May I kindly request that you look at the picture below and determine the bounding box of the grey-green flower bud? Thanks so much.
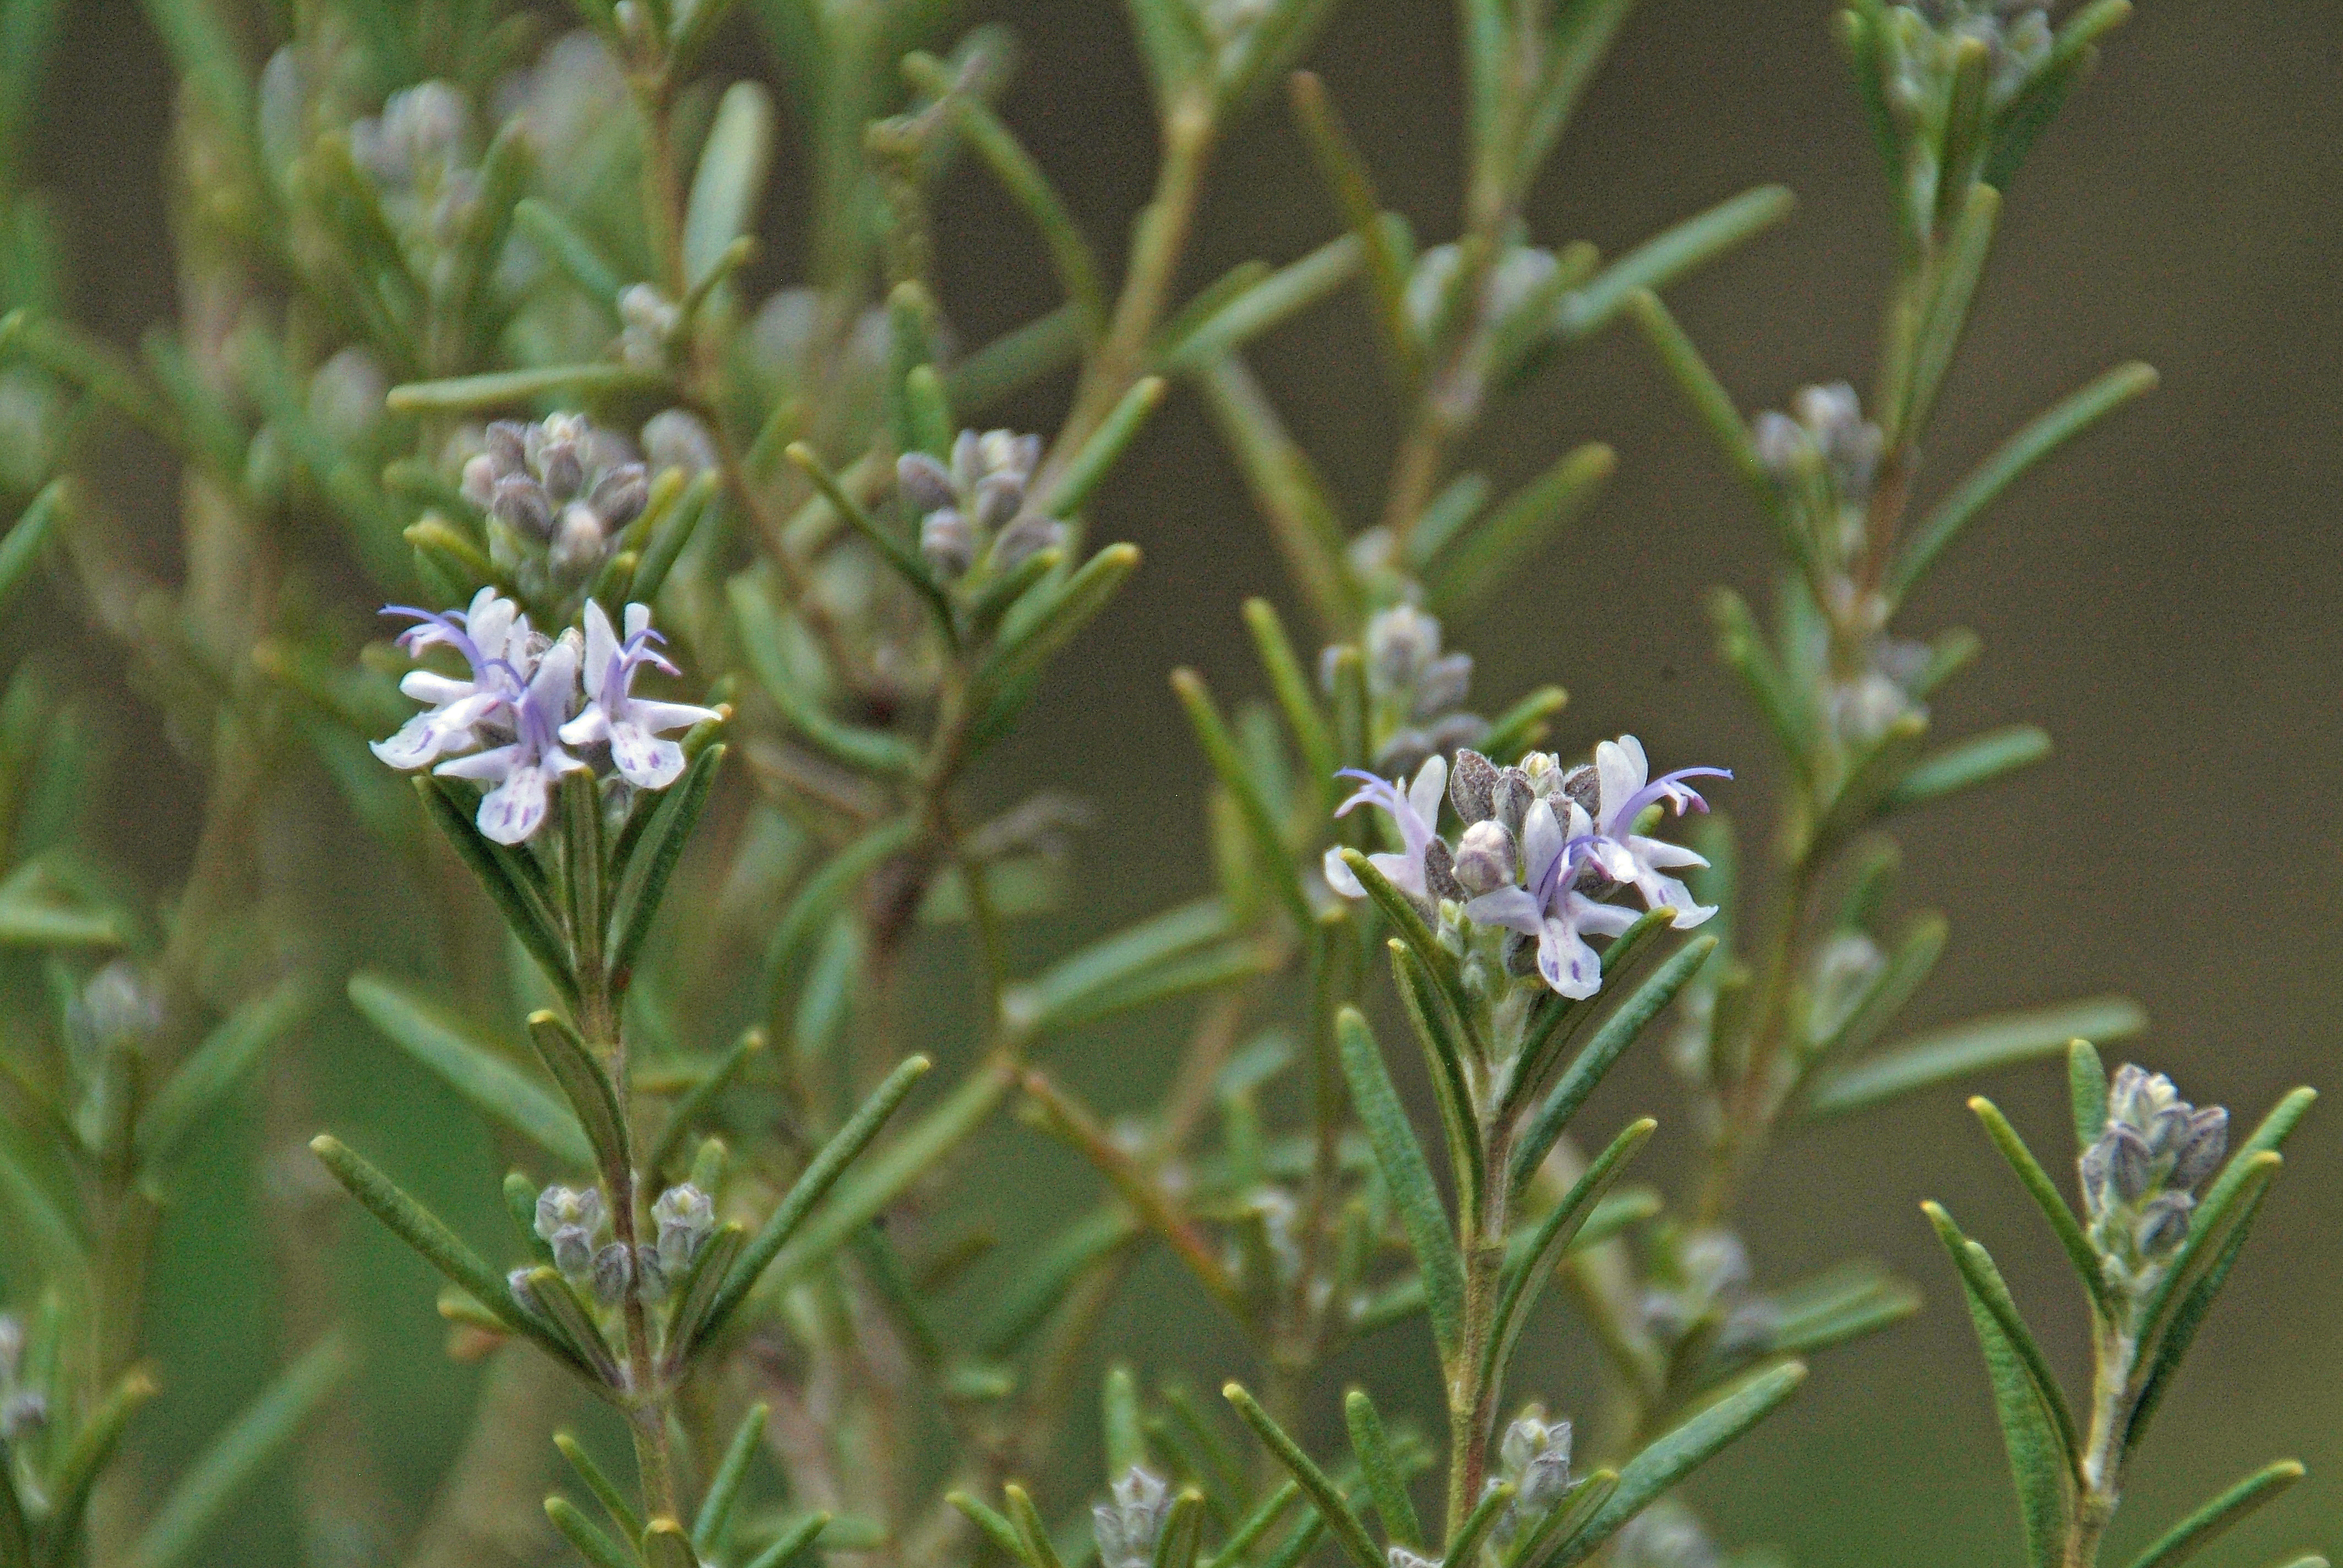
[897,451,957,515]
[922,508,977,578]
[652,1183,715,1273]
[1491,767,1535,838]
[535,1185,606,1245]
[1451,748,1499,823]
[1093,1466,1170,1568]
[2134,1192,2194,1259]
[591,1241,635,1305]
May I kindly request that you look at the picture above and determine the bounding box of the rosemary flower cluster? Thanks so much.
[2079,1065,2228,1302]
[370,586,717,844]
[897,428,1066,580]
[1325,736,1726,1000]
[460,413,651,598]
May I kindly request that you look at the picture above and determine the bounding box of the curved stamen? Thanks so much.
[1610,766,1733,834]
[382,605,487,673]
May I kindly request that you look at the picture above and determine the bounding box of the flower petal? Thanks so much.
[477,764,552,844]
[610,722,685,789]
[1463,886,1541,934]
[1538,917,1603,1000]
[1322,847,1365,898]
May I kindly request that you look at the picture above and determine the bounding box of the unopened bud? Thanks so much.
[1414,651,1473,717]
[492,475,554,540]
[993,512,1065,571]
[1093,1466,1170,1568]
[897,451,956,515]
[1491,768,1535,837]
[2134,1193,2193,1258]
[1423,836,1464,905]
[2168,1106,2228,1191]
[1450,748,1499,823]
[1454,819,1516,895]
[591,1242,635,1305]
[921,508,977,578]
[652,1183,715,1272]
[551,505,608,580]
[586,463,649,530]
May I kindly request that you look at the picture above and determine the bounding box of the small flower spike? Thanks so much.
[560,602,721,790]
[435,633,589,844]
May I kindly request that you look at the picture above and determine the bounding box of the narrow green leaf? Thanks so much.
[1173,671,1312,929]
[947,306,1087,417]
[0,478,64,616]
[1561,1362,1807,1559]
[137,977,313,1174]
[649,1030,764,1181]
[1203,1481,1299,1568]
[764,818,920,999]
[641,1519,696,1568]
[312,1136,555,1343]
[43,1368,159,1556]
[1334,848,1473,1036]
[385,363,668,413]
[1004,1486,1066,1568]
[905,53,1105,335]
[1513,0,1638,190]
[1897,182,2001,442]
[1337,1006,1463,1362]
[1407,473,1489,569]
[731,577,918,775]
[0,1113,80,1261]
[1512,936,1714,1192]
[513,198,623,306]
[1558,187,1795,341]
[658,1223,745,1373]
[1764,1262,1922,1357]
[416,778,577,1005]
[1157,238,1360,376]
[607,743,726,984]
[1390,941,1485,1241]
[1805,997,2146,1118]
[1222,1384,1382,1568]
[2068,1039,2107,1154]
[2136,1150,2286,1359]
[2123,1461,2305,1568]
[1486,1119,1655,1393]
[1475,684,1570,766]
[740,1512,830,1568]
[1969,1097,2108,1315]
[1243,598,1337,813]
[1426,444,1612,615]
[1922,1204,2076,1565]
[1516,1469,1617,1568]
[1448,1482,1516,1568]
[975,1207,1138,1356]
[2127,1170,2273,1453]
[784,443,955,637]
[1802,913,1947,1069]
[1288,72,1416,385]
[684,83,773,288]
[1625,291,1802,569]
[546,1496,640,1568]
[949,1493,1033,1567]
[555,1433,646,1544]
[980,542,1141,696]
[1892,362,2156,598]
[1885,726,2051,811]
[1343,1389,1421,1551]
[1152,1490,1207,1568]
[693,1403,770,1553]
[1709,586,1812,770]
[129,1333,352,1568]
[701,1055,935,1342]
[526,1012,631,1179]
[1047,377,1168,518]
[1122,0,1208,108]
[1192,356,1353,634]
[347,974,589,1167]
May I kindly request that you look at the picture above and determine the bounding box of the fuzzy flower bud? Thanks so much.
[652,1183,715,1273]
[1093,1467,1172,1568]
[535,1185,607,1278]
[591,1242,635,1305]
[1453,818,1517,896]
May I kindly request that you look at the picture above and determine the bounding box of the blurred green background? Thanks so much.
[26,1,2342,1565]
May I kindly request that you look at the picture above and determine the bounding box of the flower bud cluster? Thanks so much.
[0,1315,46,1440]
[2080,1065,2228,1299]
[371,584,718,846]
[1484,1404,1573,1556]
[1892,2,2054,113]
[1324,737,1725,1002]
[897,429,1065,582]
[461,413,651,596]
[1638,1229,1778,1362]
[524,1182,715,1311]
[348,80,484,251]
[1349,605,1484,777]
[1753,384,1931,745]
[1092,1466,1172,1568]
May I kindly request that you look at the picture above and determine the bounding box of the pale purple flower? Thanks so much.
[435,633,587,843]
[1322,755,1448,902]
[1462,798,1639,999]
[558,602,720,790]
[371,587,533,770]
[1581,736,1729,929]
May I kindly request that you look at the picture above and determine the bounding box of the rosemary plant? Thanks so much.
[0,1,2320,1567]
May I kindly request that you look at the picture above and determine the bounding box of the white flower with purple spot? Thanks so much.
[370,587,533,770]
[559,602,721,791]
[1461,798,1639,1000]
[1580,736,1729,929]
[1323,754,1448,903]
[435,633,588,844]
